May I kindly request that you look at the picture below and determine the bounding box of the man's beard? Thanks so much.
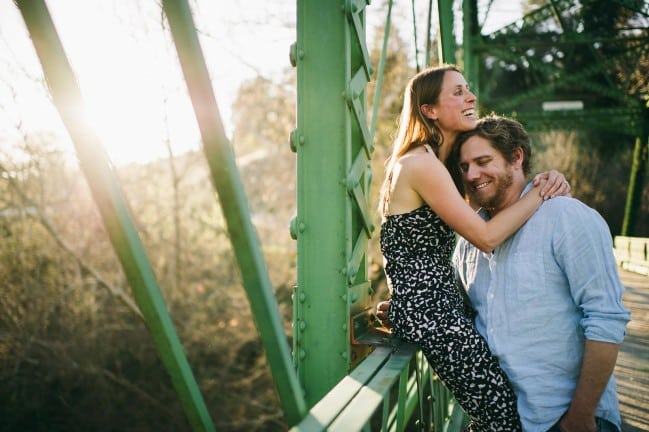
[469,172,514,210]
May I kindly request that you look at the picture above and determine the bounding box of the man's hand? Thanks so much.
[375,300,391,329]
[557,412,597,432]
[557,340,619,432]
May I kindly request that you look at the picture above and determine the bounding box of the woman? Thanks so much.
[378,65,569,431]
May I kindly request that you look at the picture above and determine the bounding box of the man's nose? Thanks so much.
[464,164,480,181]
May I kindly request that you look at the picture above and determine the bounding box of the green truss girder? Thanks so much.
[487,0,649,39]
[480,44,644,111]
[346,68,375,157]
[346,0,374,81]
[469,0,649,137]
[347,153,374,239]
[510,107,647,136]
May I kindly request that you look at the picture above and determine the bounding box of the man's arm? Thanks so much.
[559,340,620,432]
[551,201,629,432]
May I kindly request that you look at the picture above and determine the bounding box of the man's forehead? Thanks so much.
[459,135,497,160]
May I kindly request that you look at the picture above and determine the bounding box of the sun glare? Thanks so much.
[79,60,200,166]
[2,0,304,167]
[48,2,202,166]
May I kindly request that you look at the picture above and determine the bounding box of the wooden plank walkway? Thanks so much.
[616,269,649,432]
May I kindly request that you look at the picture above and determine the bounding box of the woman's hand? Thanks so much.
[533,169,572,200]
[375,301,391,329]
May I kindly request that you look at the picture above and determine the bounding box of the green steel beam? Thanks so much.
[611,0,649,15]
[294,0,374,406]
[411,0,421,71]
[473,34,647,118]
[510,107,647,137]
[475,0,648,121]
[488,0,648,40]
[14,1,215,430]
[370,0,394,138]
[347,0,373,82]
[294,0,352,406]
[479,34,649,49]
[160,0,307,426]
[462,0,479,98]
[622,130,649,236]
[437,0,456,65]
[425,0,434,67]
[486,0,567,38]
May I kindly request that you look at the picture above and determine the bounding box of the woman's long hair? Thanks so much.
[378,64,460,216]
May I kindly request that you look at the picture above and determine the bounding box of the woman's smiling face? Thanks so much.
[423,70,478,142]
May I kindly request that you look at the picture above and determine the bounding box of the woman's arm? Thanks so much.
[406,153,543,252]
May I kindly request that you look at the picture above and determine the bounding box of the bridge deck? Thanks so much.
[617,269,649,432]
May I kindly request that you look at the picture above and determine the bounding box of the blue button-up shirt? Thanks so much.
[453,188,630,432]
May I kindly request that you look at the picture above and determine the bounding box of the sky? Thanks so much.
[0,1,522,166]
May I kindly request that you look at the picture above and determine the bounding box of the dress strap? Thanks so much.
[423,143,434,154]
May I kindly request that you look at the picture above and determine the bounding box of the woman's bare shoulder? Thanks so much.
[398,146,438,168]
[399,150,444,178]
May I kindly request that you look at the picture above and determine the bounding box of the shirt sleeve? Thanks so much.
[550,199,631,343]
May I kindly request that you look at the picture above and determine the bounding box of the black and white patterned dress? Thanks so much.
[380,205,521,431]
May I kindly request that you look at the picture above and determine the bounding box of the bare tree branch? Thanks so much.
[0,161,143,320]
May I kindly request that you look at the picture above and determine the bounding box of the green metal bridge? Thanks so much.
[14,0,648,430]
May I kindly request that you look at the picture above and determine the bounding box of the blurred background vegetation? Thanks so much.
[1,1,647,431]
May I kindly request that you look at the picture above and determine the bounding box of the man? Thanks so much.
[377,115,630,432]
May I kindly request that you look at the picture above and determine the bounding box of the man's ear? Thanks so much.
[511,147,524,169]
[420,104,437,120]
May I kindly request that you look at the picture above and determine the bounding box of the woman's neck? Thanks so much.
[437,131,456,163]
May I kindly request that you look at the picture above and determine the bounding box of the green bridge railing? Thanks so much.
[291,341,465,432]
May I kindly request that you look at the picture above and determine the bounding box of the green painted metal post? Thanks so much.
[370,0,394,138]
[462,0,479,100]
[293,0,374,406]
[294,0,351,405]
[622,129,649,236]
[437,0,456,65]
[160,0,307,426]
[15,1,215,430]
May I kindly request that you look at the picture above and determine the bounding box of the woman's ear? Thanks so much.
[420,104,437,120]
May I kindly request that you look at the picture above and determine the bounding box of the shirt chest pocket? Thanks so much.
[505,251,547,302]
